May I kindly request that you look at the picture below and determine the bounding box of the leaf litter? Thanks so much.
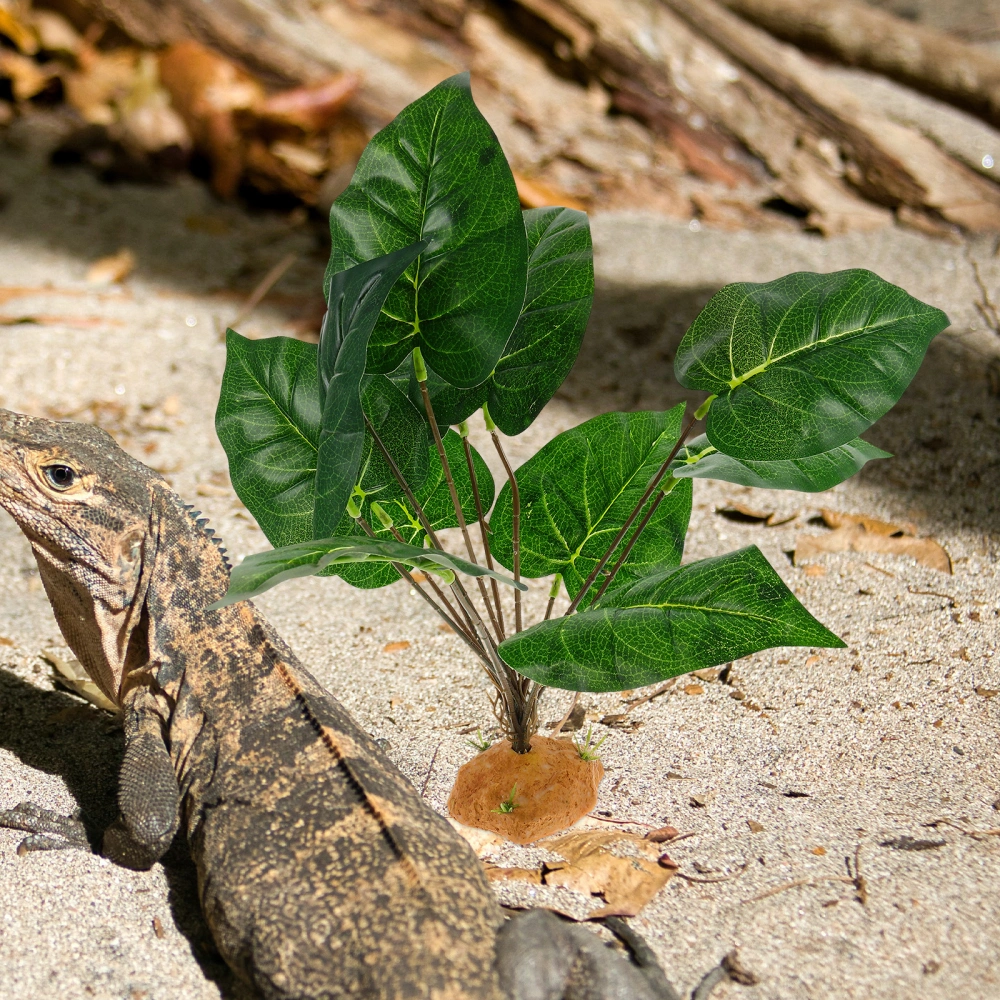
[794,509,951,573]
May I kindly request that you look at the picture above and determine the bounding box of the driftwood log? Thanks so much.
[716,0,1000,130]
[69,0,1000,233]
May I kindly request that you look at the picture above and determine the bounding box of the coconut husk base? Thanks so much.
[447,736,603,845]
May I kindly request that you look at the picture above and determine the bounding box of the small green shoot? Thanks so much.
[492,784,519,814]
[575,726,608,762]
[465,729,492,752]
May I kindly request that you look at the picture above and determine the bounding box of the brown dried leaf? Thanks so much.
[747,819,765,833]
[820,509,917,537]
[86,249,136,285]
[645,825,679,843]
[795,525,951,574]
[717,501,797,526]
[513,171,587,211]
[683,683,704,696]
[382,641,411,653]
[541,830,673,918]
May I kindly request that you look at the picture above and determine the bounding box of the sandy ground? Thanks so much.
[0,115,999,1000]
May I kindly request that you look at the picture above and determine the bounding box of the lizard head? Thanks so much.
[0,409,161,705]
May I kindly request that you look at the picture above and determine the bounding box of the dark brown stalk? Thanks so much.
[364,413,443,548]
[353,514,480,658]
[565,413,697,615]
[414,367,502,645]
[461,434,506,641]
[588,484,671,608]
[489,430,522,633]
[383,523,478,644]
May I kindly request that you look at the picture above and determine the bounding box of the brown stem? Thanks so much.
[462,435,506,641]
[589,486,669,608]
[354,515,482,659]
[364,413,443,549]
[565,413,697,615]
[415,375,503,645]
[490,430,522,633]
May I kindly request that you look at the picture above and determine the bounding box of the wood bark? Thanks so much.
[717,0,1000,130]
[76,0,424,122]
[662,0,1000,229]
[514,0,892,233]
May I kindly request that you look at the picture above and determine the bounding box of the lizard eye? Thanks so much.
[43,464,78,491]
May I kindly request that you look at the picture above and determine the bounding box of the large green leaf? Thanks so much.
[490,407,692,601]
[669,433,891,492]
[498,546,843,691]
[214,335,427,548]
[674,270,949,461]
[388,207,594,433]
[215,332,321,547]
[315,242,427,538]
[212,534,527,609]
[327,430,495,589]
[326,73,527,389]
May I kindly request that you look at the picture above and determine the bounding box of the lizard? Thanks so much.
[0,409,679,1000]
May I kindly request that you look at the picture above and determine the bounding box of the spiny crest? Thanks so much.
[177,500,231,570]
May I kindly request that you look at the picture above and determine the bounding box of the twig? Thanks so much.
[420,740,443,796]
[742,875,854,903]
[553,691,580,737]
[623,678,677,712]
[585,812,657,829]
[566,413,697,615]
[227,253,298,336]
[676,864,746,884]
[863,561,895,577]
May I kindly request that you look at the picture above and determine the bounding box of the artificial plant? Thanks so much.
[215,73,948,754]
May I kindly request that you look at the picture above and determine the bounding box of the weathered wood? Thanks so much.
[513,0,891,233]
[717,0,1000,130]
[662,0,1000,229]
[76,0,424,122]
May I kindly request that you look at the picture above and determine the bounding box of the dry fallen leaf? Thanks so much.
[42,650,117,712]
[795,524,951,574]
[821,509,918,537]
[802,563,827,577]
[683,683,704,696]
[382,641,411,653]
[645,825,679,843]
[86,249,136,285]
[717,501,798,527]
[747,820,765,833]
[489,829,674,919]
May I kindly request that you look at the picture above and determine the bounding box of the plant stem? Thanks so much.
[486,408,522,633]
[544,573,562,621]
[588,479,676,608]
[461,431,506,641]
[413,352,502,644]
[353,514,479,658]
[565,412,697,615]
[364,413,444,549]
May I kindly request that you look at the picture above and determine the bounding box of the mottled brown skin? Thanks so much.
[0,410,505,1000]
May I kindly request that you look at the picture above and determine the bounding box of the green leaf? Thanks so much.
[388,207,594,433]
[670,433,891,492]
[326,72,528,389]
[212,534,527,609]
[326,430,495,589]
[498,546,843,692]
[490,407,692,601]
[215,332,321,548]
[314,242,427,538]
[674,270,949,460]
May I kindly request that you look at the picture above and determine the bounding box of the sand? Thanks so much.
[0,112,998,1000]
